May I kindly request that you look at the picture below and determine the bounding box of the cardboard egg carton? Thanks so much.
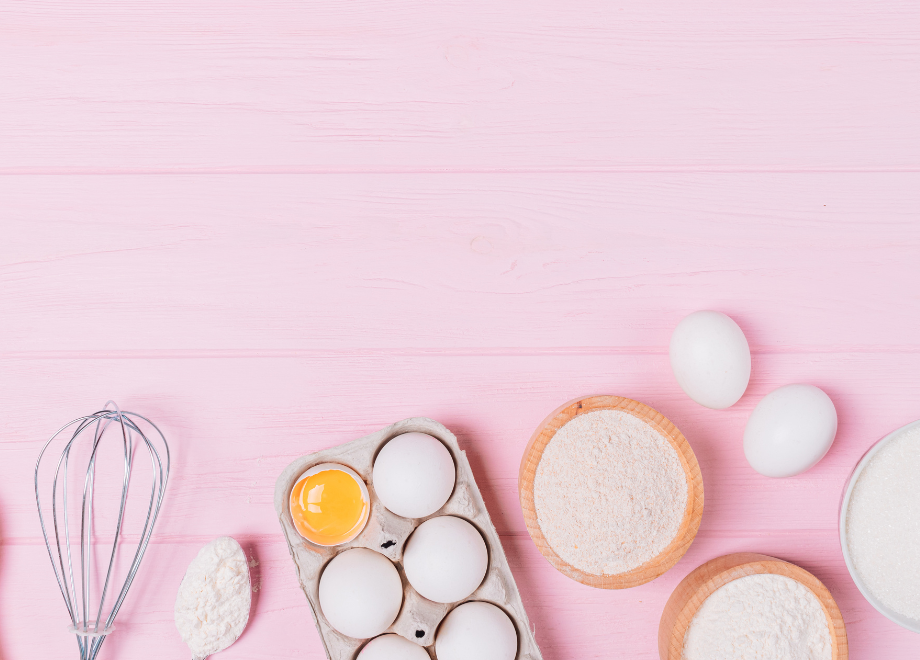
[274,417,543,660]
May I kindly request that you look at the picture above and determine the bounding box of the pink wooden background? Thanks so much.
[2,1,919,658]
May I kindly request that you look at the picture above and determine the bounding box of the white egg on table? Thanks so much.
[435,601,517,660]
[318,548,403,639]
[744,384,837,478]
[357,634,430,660]
[403,516,488,604]
[670,310,751,409]
[373,432,456,519]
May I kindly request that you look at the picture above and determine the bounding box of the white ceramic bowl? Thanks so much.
[839,419,920,634]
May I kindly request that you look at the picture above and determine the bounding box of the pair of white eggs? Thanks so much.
[374,432,489,602]
[670,311,838,478]
[319,515,489,637]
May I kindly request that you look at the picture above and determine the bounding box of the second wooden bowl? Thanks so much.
[519,395,704,589]
[658,552,848,660]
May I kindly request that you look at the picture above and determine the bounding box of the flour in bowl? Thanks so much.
[175,536,251,660]
[534,409,688,575]
[682,574,831,660]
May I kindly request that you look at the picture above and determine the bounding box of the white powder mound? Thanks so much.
[682,574,831,660]
[846,425,920,621]
[534,409,688,576]
[175,536,252,660]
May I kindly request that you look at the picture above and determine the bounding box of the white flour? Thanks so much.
[175,536,252,660]
[682,574,831,660]
[846,425,920,620]
[534,409,688,575]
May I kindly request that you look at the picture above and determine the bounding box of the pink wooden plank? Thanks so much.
[1,1,918,171]
[2,173,920,353]
[2,351,919,658]
[5,352,920,541]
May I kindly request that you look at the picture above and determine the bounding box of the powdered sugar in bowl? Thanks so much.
[659,553,847,660]
[519,395,704,589]
[840,419,920,633]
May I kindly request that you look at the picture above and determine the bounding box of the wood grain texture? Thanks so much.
[658,553,848,660]
[1,1,919,172]
[519,395,703,589]
[2,1,920,658]
[2,174,920,353]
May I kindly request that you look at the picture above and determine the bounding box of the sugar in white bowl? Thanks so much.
[844,421,920,629]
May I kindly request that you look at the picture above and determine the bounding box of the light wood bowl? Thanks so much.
[518,395,704,589]
[658,552,848,660]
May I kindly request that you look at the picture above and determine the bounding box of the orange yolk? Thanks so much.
[290,469,369,546]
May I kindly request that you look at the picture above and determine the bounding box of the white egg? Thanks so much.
[318,548,403,639]
[670,310,752,409]
[744,384,837,478]
[435,601,517,660]
[373,432,456,519]
[403,516,488,604]
[357,634,430,660]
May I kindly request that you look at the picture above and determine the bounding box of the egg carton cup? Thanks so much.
[274,417,543,660]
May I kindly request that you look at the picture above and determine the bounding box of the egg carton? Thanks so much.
[274,417,543,660]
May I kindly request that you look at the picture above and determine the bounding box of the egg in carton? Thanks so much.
[274,417,543,660]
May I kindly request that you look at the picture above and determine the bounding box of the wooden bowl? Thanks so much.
[658,552,848,660]
[518,395,704,589]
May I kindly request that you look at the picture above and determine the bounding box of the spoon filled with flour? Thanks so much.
[175,536,252,660]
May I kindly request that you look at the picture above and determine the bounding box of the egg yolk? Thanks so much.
[290,469,369,546]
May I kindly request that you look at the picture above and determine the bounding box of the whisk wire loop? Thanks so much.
[35,403,169,660]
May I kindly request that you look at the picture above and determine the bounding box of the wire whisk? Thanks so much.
[35,402,170,659]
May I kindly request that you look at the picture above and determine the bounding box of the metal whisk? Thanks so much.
[35,402,170,659]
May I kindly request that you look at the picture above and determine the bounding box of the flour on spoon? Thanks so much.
[175,536,252,660]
